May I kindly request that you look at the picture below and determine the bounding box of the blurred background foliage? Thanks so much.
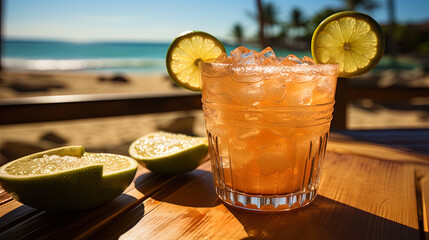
[230,0,428,58]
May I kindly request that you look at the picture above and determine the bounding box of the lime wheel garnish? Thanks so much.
[166,31,226,91]
[311,11,385,78]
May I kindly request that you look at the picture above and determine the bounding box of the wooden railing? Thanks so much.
[0,92,202,124]
[331,79,429,129]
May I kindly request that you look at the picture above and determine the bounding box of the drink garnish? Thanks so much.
[311,11,385,78]
[129,131,208,174]
[0,146,137,212]
[166,31,226,91]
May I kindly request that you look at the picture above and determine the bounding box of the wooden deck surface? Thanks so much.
[0,132,428,239]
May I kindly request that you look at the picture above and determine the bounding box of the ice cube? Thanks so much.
[286,54,302,64]
[215,52,232,64]
[257,150,292,175]
[235,81,264,105]
[263,78,287,104]
[262,58,280,65]
[246,129,295,175]
[259,47,279,65]
[230,46,262,65]
[260,47,275,59]
[282,80,316,105]
[280,58,298,66]
[229,139,255,166]
[302,56,315,65]
[311,76,336,104]
[236,127,260,140]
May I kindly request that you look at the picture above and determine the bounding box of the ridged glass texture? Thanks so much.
[200,62,338,212]
[205,122,330,211]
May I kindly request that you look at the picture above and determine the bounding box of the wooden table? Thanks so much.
[1,130,428,240]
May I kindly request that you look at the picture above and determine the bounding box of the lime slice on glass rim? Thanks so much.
[129,132,208,174]
[311,11,385,78]
[0,146,138,212]
[166,31,226,91]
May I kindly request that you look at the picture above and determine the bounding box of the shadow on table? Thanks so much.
[332,129,429,157]
[226,195,420,240]
[0,194,142,239]
[135,169,221,208]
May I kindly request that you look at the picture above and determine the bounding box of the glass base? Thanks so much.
[216,186,317,212]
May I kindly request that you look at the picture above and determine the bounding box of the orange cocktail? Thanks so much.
[200,47,338,211]
[166,11,383,212]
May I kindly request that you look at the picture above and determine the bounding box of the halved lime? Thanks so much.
[0,146,138,212]
[311,11,385,78]
[129,132,208,174]
[166,31,226,91]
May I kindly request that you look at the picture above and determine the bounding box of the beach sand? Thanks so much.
[0,70,428,163]
[0,70,186,98]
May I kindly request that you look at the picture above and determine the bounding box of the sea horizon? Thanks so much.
[2,39,415,74]
[1,39,172,73]
[1,39,313,73]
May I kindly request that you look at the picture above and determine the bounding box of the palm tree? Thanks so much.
[386,0,397,62]
[256,0,267,47]
[231,23,244,44]
[290,8,305,29]
[263,2,278,38]
[252,0,279,47]
[287,8,308,49]
[252,1,281,47]
[309,8,340,30]
[304,8,340,43]
[342,0,379,11]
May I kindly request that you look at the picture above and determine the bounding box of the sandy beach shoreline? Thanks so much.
[0,70,186,99]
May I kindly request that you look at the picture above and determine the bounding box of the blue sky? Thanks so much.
[4,0,429,42]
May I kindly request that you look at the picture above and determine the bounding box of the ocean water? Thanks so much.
[1,40,420,73]
[2,40,312,73]
[2,40,170,73]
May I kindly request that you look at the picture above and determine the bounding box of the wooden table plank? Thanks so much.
[332,129,429,156]
[327,139,429,166]
[54,166,212,240]
[0,189,12,205]
[115,163,247,240]
[0,201,41,233]
[90,163,214,239]
[0,166,182,239]
[320,152,419,230]
[98,151,420,240]
[419,171,429,239]
[0,140,424,239]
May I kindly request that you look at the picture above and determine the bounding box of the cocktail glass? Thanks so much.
[200,56,338,212]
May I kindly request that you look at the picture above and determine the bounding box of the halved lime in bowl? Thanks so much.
[166,31,226,91]
[311,11,385,78]
[129,132,208,174]
[0,146,138,212]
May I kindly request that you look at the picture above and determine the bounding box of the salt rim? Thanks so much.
[130,131,207,159]
[132,136,203,158]
[200,62,339,77]
[0,153,137,177]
